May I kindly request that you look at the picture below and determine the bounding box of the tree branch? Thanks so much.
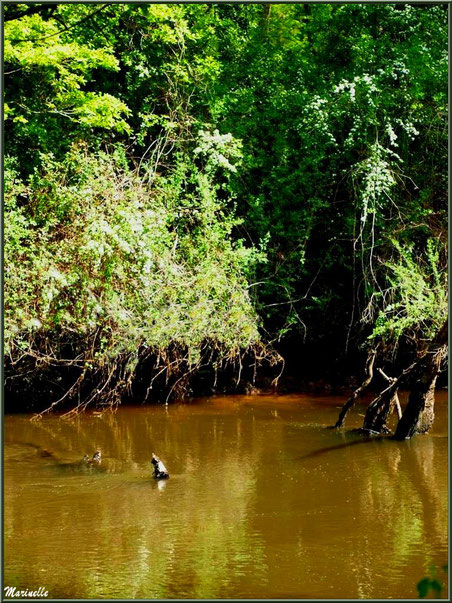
[4,3,58,22]
[6,4,113,44]
[334,347,378,428]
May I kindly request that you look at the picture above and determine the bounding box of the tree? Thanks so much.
[335,238,447,438]
[4,3,447,416]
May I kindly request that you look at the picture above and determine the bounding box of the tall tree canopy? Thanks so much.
[4,3,447,427]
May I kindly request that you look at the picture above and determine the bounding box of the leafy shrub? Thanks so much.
[4,143,265,410]
[370,239,447,346]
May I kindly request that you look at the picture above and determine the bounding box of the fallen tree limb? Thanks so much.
[362,360,418,433]
[377,368,402,419]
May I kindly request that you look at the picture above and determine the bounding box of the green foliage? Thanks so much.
[417,565,447,598]
[187,3,447,343]
[4,145,262,372]
[370,239,447,344]
[5,9,130,168]
[4,3,448,406]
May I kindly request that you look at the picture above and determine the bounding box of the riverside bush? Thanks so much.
[4,145,265,411]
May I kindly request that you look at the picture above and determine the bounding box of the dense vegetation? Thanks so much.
[4,3,448,431]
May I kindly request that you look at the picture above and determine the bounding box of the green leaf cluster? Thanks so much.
[370,239,447,345]
[5,145,261,369]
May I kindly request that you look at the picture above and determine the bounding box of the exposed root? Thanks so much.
[5,331,283,417]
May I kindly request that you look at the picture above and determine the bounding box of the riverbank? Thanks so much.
[5,356,448,416]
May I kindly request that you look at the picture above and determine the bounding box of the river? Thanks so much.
[4,392,448,599]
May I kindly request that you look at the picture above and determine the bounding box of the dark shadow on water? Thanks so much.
[298,435,386,460]
[299,431,448,461]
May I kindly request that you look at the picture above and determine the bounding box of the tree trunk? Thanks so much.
[363,386,400,433]
[394,320,448,440]
[334,348,377,428]
[362,368,402,433]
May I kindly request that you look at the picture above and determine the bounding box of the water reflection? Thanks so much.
[4,392,448,599]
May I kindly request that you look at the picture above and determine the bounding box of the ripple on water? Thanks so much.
[4,396,448,599]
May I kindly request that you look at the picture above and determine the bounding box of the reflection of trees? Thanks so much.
[4,404,269,598]
[409,437,449,596]
[352,438,448,598]
[4,399,448,599]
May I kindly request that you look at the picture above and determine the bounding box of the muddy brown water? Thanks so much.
[4,392,449,599]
